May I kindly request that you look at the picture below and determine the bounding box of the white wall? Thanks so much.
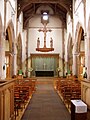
[28,15,63,58]
[86,0,90,79]
[72,0,84,75]
[73,0,84,39]
[0,0,5,79]
[65,13,72,62]
[6,0,16,35]
[17,12,27,73]
[86,0,90,28]
[0,0,27,77]
[0,0,4,25]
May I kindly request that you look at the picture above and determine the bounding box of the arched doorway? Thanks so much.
[17,34,22,72]
[67,34,73,74]
[75,24,85,79]
[5,21,15,79]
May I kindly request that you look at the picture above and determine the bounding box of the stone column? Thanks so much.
[86,32,90,79]
[1,0,7,79]
[72,0,77,76]
[4,0,7,32]
[13,0,18,76]
[73,48,78,76]
[62,22,65,76]
[26,29,29,77]
[83,0,89,79]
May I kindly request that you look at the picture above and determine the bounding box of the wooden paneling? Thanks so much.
[0,80,14,120]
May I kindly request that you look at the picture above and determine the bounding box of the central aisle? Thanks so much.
[21,78,71,120]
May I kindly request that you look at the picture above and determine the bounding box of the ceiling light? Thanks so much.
[43,12,48,20]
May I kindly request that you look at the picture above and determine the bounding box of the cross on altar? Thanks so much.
[38,23,52,48]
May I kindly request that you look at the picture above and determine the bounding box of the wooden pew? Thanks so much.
[54,78,81,108]
[14,78,37,119]
[0,80,15,120]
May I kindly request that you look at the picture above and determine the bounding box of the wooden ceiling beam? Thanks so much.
[17,0,72,29]
[17,0,72,17]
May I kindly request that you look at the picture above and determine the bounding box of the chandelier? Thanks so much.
[36,11,54,52]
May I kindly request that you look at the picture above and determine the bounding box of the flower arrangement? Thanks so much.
[18,69,23,75]
[28,68,33,72]
[57,67,61,72]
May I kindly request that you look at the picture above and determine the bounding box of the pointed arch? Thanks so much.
[75,22,84,53]
[74,22,85,79]
[5,20,15,79]
[6,20,15,52]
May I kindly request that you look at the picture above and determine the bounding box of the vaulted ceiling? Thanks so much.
[17,0,72,29]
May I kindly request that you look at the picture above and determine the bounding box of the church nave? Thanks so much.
[1,0,90,120]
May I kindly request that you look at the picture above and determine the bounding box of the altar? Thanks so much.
[30,53,59,77]
[35,70,54,77]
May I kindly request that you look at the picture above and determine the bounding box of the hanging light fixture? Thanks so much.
[41,11,49,25]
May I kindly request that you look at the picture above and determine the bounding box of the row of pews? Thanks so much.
[54,77,81,109]
[0,78,37,120]
[14,78,37,120]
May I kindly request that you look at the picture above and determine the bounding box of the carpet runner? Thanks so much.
[21,80,71,120]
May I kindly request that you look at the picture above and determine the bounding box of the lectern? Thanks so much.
[71,100,87,120]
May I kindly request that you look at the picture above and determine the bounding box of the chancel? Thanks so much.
[31,54,58,77]
[35,61,54,77]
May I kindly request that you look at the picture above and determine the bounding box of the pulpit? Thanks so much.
[71,100,87,120]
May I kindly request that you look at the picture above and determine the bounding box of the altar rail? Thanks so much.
[0,80,15,120]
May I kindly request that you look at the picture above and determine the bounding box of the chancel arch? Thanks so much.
[17,33,22,72]
[5,20,15,79]
[74,22,85,79]
[67,34,73,74]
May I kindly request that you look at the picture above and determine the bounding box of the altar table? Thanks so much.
[35,70,54,77]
